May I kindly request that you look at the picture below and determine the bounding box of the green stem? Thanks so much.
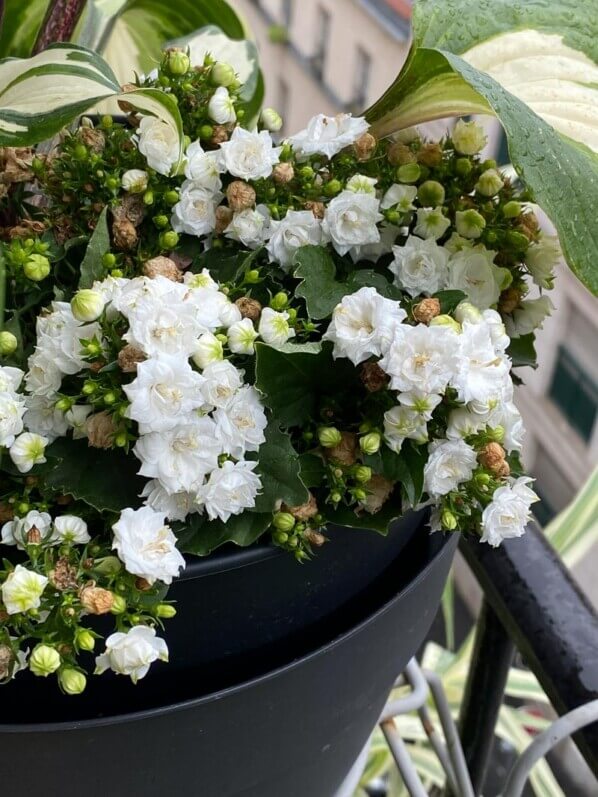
[0,253,6,330]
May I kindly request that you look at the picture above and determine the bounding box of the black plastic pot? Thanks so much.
[1,513,457,796]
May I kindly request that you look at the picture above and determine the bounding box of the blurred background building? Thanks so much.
[235,0,598,593]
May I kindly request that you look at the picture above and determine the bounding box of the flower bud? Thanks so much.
[71,289,105,322]
[159,230,179,249]
[455,209,486,239]
[417,180,445,207]
[353,132,377,161]
[110,594,127,615]
[387,141,416,166]
[94,556,123,576]
[454,157,473,177]
[359,432,381,455]
[23,254,50,281]
[318,427,343,448]
[475,168,504,197]
[506,230,529,251]
[397,163,421,183]
[75,628,96,652]
[413,297,441,325]
[0,330,17,356]
[441,510,458,531]
[227,180,256,211]
[429,314,461,333]
[270,292,288,311]
[454,301,482,325]
[452,119,487,155]
[260,107,283,132]
[353,465,372,484]
[156,604,177,619]
[121,168,148,193]
[273,512,296,533]
[272,162,294,184]
[29,644,61,677]
[323,179,342,197]
[502,200,522,219]
[478,442,506,473]
[210,61,236,87]
[245,269,261,284]
[166,49,190,76]
[192,332,224,369]
[488,425,505,443]
[59,668,87,695]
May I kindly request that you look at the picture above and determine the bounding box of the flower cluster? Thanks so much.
[0,43,551,690]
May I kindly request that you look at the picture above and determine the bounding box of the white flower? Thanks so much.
[526,235,560,289]
[481,309,510,354]
[258,308,295,347]
[29,302,102,380]
[124,355,205,434]
[506,296,554,338]
[200,360,243,409]
[384,406,428,453]
[260,107,283,132]
[452,119,487,155]
[288,113,369,159]
[121,169,148,193]
[475,168,504,197]
[451,321,511,406]
[323,190,383,256]
[497,401,525,453]
[213,386,267,458]
[141,480,201,523]
[219,127,281,180]
[380,324,459,395]
[112,507,185,585]
[380,184,417,213]
[95,625,169,683]
[323,286,407,365]
[446,407,486,440]
[348,222,400,264]
[25,350,63,398]
[266,210,324,268]
[52,516,90,545]
[346,174,377,194]
[445,232,475,254]
[134,418,221,494]
[200,460,262,521]
[390,236,449,297]
[92,275,127,320]
[0,365,23,394]
[184,140,224,191]
[9,432,48,473]
[136,116,179,176]
[424,439,477,498]
[171,181,220,237]
[208,86,237,124]
[414,207,450,240]
[447,246,505,310]
[71,289,105,323]
[481,477,538,547]
[398,391,443,421]
[65,404,93,439]
[227,318,258,355]
[225,206,270,248]
[455,209,486,239]
[192,332,224,369]
[23,394,69,442]
[183,268,219,291]
[0,392,25,448]
[2,510,52,548]
[1,565,48,615]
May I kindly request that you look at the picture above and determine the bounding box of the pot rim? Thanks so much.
[0,533,457,734]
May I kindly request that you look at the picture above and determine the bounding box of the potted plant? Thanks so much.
[0,0,596,794]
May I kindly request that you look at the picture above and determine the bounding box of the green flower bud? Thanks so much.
[0,330,18,356]
[475,472,491,486]
[481,159,497,171]
[29,644,61,677]
[323,179,342,197]
[75,628,96,652]
[143,190,154,206]
[16,501,30,515]
[273,512,296,533]
[73,143,88,161]
[441,510,458,531]
[159,230,179,249]
[397,162,421,183]
[82,381,97,396]
[210,61,236,87]
[359,432,381,455]
[199,124,214,140]
[156,604,177,619]
[54,396,73,413]
[71,289,105,322]
[454,302,482,325]
[270,292,289,311]
[260,107,283,132]
[454,157,473,177]
[488,425,505,443]
[273,530,288,545]
[93,556,122,576]
[103,390,118,406]
[105,176,120,191]
[430,314,462,333]
[102,252,116,268]
[330,491,342,504]
[502,200,522,219]
[353,465,372,484]
[245,269,261,284]
[110,594,127,615]
[318,427,342,448]
[166,49,190,75]
[153,214,169,229]
[417,180,445,207]
[506,230,529,251]
[59,668,87,695]
[101,115,113,128]
[384,209,401,225]
[163,189,180,206]
[83,340,102,358]
[475,168,504,197]
[455,209,486,239]
[111,268,124,278]
[23,254,50,282]
[114,431,128,448]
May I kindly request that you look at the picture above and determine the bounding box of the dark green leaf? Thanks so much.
[251,423,308,513]
[507,333,537,369]
[175,511,271,556]
[326,490,401,534]
[0,0,47,58]
[293,245,346,319]
[435,289,467,314]
[79,207,110,289]
[298,452,327,488]
[193,246,261,283]
[395,441,428,507]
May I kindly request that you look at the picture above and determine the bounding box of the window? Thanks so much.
[549,346,598,442]
[350,47,372,112]
[532,445,575,527]
[312,6,331,80]
[496,129,510,166]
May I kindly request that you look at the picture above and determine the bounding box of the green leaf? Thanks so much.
[251,423,308,513]
[176,511,271,556]
[79,207,110,288]
[507,333,537,369]
[298,452,327,489]
[396,441,428,507]
[255,341,360,428]
[44,438,145,513]
[293,245,346,320]
[435,289,467,314]
[0,0,48,58]
[193,246,262,283]
[365,0,598,295]
[327,493,400,534]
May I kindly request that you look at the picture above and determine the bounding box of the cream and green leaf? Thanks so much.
[366,0,598,295]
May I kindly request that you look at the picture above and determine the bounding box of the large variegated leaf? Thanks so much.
[0,43,184,172]
[366,0,598,295]
[545,466,598,567]
[0,0,48,58]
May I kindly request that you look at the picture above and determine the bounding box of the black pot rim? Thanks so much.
[180,541,282,579]
[0,532,457,734]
